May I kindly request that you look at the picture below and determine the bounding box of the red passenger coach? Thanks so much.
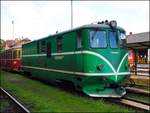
[0,45,22,72]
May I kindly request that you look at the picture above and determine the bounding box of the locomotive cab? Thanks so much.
[82,20,129,97]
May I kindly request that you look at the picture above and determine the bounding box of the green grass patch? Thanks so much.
[1,70,135,112]
[0,100,10,112]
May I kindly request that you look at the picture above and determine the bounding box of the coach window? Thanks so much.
[57,36,63,53]
[10,51,12,59]
[15,50,17,58]
[2,52,3,59]
[3,52,5,59]
[14,50,17,59]
[7,51,9,59]
[6,51,8,59]
[13,51,14,59]
[4,52,6,59]
[8,51,10,59]
[41,41,46,52]
[5,51,8,59]
[18,50,20,58]
[3,52,4,59]
[77,31,82,49]
[1,53,3,59]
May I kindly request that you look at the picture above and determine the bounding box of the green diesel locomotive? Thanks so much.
[22,20,130,97]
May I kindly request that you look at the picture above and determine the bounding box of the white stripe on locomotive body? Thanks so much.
[117,53,128,73]
[80,51,116,73]
[22,54,46,57]
[22,65,130,76]
[115,53,128,81]
[88,92,126,97]
[22,50,129,79]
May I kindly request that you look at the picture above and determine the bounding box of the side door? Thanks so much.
[76,30,83,72]
[46,41,51,68]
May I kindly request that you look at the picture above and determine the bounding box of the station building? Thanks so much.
[127,32,150,76]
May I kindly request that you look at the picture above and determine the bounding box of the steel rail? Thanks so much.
[120,98,150,111]
[0,87,30,113]
[123,97,150,106]
[110,98,150,111]
[126,87,150,95]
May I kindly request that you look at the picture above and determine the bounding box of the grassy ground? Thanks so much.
[0,70,136,112]
[1,100,10,112]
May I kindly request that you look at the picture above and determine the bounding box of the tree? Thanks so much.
[0,39,5,52]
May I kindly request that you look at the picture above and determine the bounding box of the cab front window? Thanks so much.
[90,31,107,48]
[109,31,118,48]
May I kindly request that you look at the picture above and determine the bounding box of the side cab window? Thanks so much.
[37,41,40,54]
[57,36,63,53]
[41,40,46,53]
[47,42,51,58]
[77,31,82,49]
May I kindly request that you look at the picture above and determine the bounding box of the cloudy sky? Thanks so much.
[1,1,149,41]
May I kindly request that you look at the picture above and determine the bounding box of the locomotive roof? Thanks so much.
[24,23,125,45]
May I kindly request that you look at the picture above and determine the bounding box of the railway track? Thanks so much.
[109,98,150,111]
[123,97,150,106]
[114,87,150,111]
[126,87,150,95]
[121,98,149,111]
[108,87,150,111]
[0,87,30,113]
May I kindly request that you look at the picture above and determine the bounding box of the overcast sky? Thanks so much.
[1,1,149,41]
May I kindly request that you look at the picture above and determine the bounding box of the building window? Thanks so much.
[57,36,63,53]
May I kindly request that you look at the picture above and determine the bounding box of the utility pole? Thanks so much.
[71,0,73,29]
[12,20,14,40]
[11,20,14,58]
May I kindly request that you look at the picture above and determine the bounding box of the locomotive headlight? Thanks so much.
[110,20,117,28]
[97,64,104,71]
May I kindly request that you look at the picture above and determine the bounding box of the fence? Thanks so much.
[130,64,150,76]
